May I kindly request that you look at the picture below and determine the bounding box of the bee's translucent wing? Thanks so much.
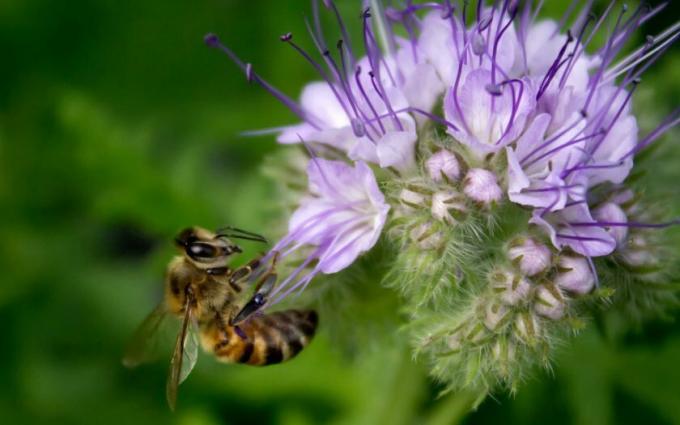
[122,303,173,368]
[166,303,200,411]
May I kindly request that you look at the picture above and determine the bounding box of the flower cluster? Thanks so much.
[207,0,679,398]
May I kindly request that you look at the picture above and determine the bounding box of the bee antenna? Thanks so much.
[215,226,268,243]
[216,233,269,244]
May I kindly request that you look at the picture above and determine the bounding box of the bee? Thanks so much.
[123,226,318,410]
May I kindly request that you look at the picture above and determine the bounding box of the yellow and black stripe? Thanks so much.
[210,310,318,366]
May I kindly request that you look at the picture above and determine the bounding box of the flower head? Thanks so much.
[267,158,389,303]
[208,0,680,400]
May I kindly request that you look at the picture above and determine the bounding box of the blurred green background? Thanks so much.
[1,1,680,424]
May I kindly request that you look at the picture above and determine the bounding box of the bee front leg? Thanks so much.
[223,254,266,293]
[230,253,279,325]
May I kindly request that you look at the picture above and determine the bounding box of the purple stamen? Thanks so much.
[324,0,357,69]
[520,116,586,166]
[537,30,573,100]
[282,33,363,137]
[204,33,322,129]
[443,0,461,59]
[621,107,680,160]
[355,66,386,136]
[494,78,525,146]
[559,13,595,89]
[582,4,628,113]
[567,219,680,230]
[491,0,514,85]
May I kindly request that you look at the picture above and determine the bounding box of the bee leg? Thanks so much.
[230,272,278,325]
[226,254,265,292]
[206,266,230,276]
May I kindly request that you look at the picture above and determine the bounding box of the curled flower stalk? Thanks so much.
[207,0,680,401]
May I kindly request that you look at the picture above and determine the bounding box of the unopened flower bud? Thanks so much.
[465,323,489,345]
[409,222,444,250]
[483,302,510,331]
[431,190,466,223]
[554,256,595,294]
[515,311,540,344]
[490,269,531,305]
[491,339,516,367]
[534,285,565,320]
[447,333,462,351]
[508,238,552,276]
[593,202,628,247]
[400,188,427,209]
[463,168,502,204]
[620,235,658,268]
[426,150,461,183]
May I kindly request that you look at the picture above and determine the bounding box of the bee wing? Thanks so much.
[166,302,200,411]
[122,303,173,368]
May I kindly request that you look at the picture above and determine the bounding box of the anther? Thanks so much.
[351,118,366,137]
[472,33,486,55]
[322,49,331,56]
[336,39,343,49]
[204,33,220,48]
[632,77,642,85]
[280,32,293,42]
[362,7,371,19]
[646,35,655,45]
[485,83,503,96]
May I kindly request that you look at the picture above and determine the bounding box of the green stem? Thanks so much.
[424,388,488,425]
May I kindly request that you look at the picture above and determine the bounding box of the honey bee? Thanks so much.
[123,226,318,410]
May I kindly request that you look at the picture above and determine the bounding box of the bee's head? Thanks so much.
[174,227,242,269]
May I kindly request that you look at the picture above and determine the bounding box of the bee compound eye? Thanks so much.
[187,242,218,260]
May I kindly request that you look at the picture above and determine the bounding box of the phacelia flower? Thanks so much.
[208,0,680,404]
[266,158,389,304]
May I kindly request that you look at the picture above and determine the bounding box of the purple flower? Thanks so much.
[444,69,535,157]
[531,203,616,257]
[205,0,680,316]
[266,158,389,303]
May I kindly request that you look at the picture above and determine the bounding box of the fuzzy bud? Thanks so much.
[483,302,510,331]
[409,222,444,250]
[491,339,516,377]
[490,269,532,305]
[593,202,628,247]
[431,190,466,224]
[534,285,566,320]
[619,234,658,268]
[508,238,552,276]
[515,311,541,344]
[399,188,427,209]
[554,256,595,294]
[446,333,462,351]
[463,168,502,204]
[426,150,461,183]
[465,323,490,345]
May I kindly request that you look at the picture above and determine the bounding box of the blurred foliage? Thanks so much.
[1,0,679,424]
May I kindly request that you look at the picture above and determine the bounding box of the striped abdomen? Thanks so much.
[210,310,318,366]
